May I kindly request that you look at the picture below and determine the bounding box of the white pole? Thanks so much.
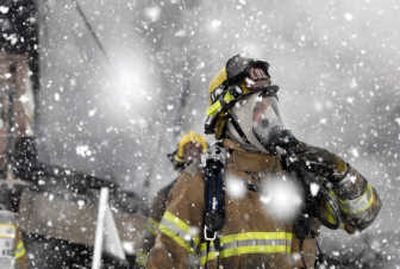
[92,187,109,269]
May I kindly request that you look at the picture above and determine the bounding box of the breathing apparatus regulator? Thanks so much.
[268,130,343,230]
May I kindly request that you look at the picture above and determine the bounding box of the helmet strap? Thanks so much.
[227,113,251,145]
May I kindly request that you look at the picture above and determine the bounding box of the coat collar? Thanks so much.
[223,139,282,173]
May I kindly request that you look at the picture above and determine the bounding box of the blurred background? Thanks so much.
[1,0,399,268]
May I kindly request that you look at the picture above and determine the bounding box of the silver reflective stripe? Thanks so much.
[225,239,289,248]
[159,217,197,249]
[160,218,187,238]
[340,185,373,215]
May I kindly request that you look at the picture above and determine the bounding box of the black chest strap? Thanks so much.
[202,142,226,268]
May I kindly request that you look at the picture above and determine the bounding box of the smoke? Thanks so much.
[38,0,166,194]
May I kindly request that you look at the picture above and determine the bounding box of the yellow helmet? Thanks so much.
[176,131,208,161]
[167,131,208,170]
[204,54,277,139]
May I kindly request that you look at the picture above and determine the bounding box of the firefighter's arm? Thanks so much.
[328,159,381,233]
[147,171,204,269]
[136,184,174,267]
[296,144,382,233]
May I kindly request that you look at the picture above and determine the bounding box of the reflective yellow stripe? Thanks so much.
[15,240,26,259]
[163,211,195,239]
[340,184,375,215]
[200,244,291,265]
[146,217,159,236]
[207,91,236,116]
[223,245,289,257]
[219,231,292,244]
[159,223,193,252]
[159,211,199,253]
[199,232,293,251]
[201,249,219,265]
[200,232,292,265]
[207,100,222,116]
[223,91,235,103]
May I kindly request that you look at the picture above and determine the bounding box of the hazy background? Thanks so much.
[36,0,400,266]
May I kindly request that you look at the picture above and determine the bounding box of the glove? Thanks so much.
[267,128,352,184]
[268,129,381,232]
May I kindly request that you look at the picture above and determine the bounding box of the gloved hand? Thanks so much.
[267,128,347,182]
[267,129,381,232]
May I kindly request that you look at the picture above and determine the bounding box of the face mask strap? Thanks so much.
[206,79,280,136]
[226,113,251,144]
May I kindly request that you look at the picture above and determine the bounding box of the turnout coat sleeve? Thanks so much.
[147,167,204,269]
[297,143,382,233]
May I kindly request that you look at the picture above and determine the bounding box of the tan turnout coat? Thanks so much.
[147,140,318,269]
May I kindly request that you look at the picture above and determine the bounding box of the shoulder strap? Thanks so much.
[203,142,226,242]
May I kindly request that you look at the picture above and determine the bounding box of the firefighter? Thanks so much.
[146,55,382,269]
[136,131,207,267]
[0,192,28,269]
[167,131,208,172]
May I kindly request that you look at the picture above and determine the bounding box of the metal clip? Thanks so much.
[203,225,217,241]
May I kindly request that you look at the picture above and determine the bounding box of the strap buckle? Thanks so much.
[203,225,217,241]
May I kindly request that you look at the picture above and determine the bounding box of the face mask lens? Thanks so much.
[252,96,283,144]
[226,94,284,152]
